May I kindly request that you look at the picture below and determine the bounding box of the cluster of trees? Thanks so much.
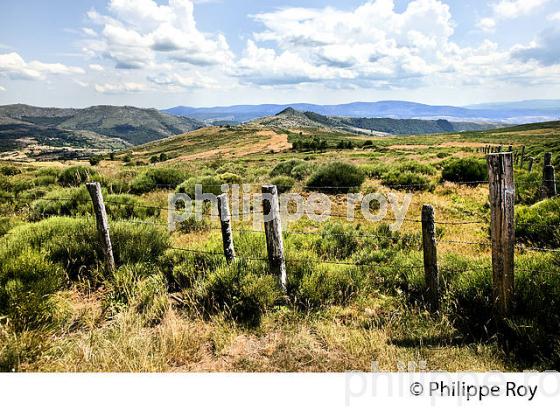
[291,137,328,152]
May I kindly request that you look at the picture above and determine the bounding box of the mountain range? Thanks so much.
[0,104,205,158]
[164,99,560,124]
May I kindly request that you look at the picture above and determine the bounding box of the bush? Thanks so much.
[105,194,160,219]
[381,171,432,191]
[193,259,281,326]
[89,156,102,166]
[270,159,305,177]
[516,197,560,248]
[57,166,97,186]
[0,217,169,281]
[397,161,437,175]
[219,172,242,185]
[290,163,313,180]
[176,176,223,196]
[359,163,389,178]
[306,162,365,193]
[314,223,358,259]
[104,264,169,325]
[0,249,66,330]
[130,168,187,194]
[0,165,21,176]
[178,215,210,234]
[287,258,364,308]
[270,176,295,194]
[516,171,542,205]
[30,186,91,220]
[442,158,487,184]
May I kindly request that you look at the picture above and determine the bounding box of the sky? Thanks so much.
[0,0,560,109]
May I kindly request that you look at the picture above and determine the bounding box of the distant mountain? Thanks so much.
[164,99,560,124]
[465,99,560,111]
[0,104,205,146]
[251,107,499,135]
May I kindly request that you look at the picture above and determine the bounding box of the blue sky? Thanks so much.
[1,0,560,108]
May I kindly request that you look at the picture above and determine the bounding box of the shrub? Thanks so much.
[397,161,436,175]
[57,166,97,186]
[270,159,305,177]
[130,173,156,194]
[290,163,313,180]
[193,259,281,326]
[516,197,560,248]
[159,153,169,162]
[306,162,365,193]
[516,171,541,205]
[104,264,169,325]
[0,165,21,176]
[442,158,487,184]
[381,171,432,191]
[314,223,358,259]
[176,176,223,196]
[287,258,364,308]
[30,186,91,220]
[0,249,65,330]
[89,156,102,166]
[178,215,210,234]
[0,217,169,281]
[130,168,187,194]
[270,176,295,194]
[359,163,390,178]
[219,172,242,185]
[105,194,160,219]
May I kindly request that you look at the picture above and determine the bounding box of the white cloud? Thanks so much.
[147,72,218,89]
[94,81,148,94]
[493,0,549,19]
[84,0,233,69]
[233,0,558,90]
[477,17,496,32]
[547,11,560,21]
[89,64,105,71]
[0,52,84,80]
[235,0,455,86]
[478,0,550,31]
[0,85,5,92]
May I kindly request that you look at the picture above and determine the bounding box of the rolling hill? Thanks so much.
[251,107,499,135]
[0,104,206,161]
[0,104,205,147]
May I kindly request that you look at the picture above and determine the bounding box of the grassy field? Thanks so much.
[0,122,559,372]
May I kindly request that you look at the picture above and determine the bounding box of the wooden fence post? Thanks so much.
[508,145,512,153]
[542,152,557,198]
[217,193,235,263]
[262,185,287,292]
[528,157,534,172]
[86,182,115,273]
[519,146,526,169]
[487,153,515,320]
[421,204,439,311]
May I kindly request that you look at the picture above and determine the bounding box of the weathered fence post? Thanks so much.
[421,204,439,311]
[542,152,557,198]
[262,185,287,292]
[86,182,115,273]
[508,145,512,153]
[519,146,526,169]
[528,157,534,172]
[487,153,515,320]
[217,193,235,263]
